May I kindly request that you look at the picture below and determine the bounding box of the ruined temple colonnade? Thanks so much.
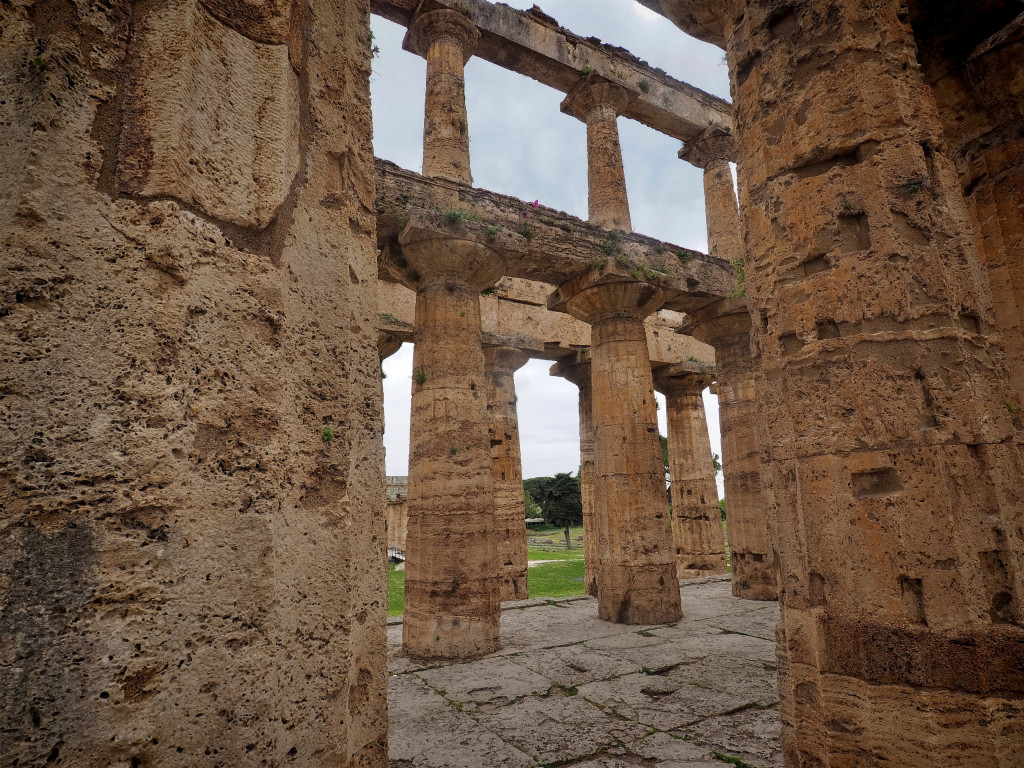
[7,0,1023,765]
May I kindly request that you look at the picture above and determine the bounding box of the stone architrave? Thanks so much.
[656,367,728,578]
[552,354,599,597]
[561,77,636,231]
[400,222,506,660]
[484,346,531,602]
[724,2,1024,764]
[682,301,776,600]
[405,9,480,185]
[558,280,682,624]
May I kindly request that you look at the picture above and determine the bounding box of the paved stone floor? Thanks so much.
[388,577,783,768]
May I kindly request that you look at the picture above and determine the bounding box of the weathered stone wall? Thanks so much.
[726,1,1024,765]
[0,1,387,765]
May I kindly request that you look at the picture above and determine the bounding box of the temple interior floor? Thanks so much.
[388,577,783,767]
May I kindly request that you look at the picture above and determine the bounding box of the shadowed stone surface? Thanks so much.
[389,578,783,767]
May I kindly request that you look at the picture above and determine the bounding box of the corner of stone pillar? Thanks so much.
[403,7,480,63]
[678,126,737,169]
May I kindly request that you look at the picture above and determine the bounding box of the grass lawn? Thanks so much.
[388,564,405,617]
[527,559,586,599]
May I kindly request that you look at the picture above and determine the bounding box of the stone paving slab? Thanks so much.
[388,579,783,768]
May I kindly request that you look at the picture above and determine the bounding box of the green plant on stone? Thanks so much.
[630,268,642,279]
[322,426,335,443]
[906,180,922,194]
[712,752,755,768]
[520,223,537,239]
[480,286,499,296]
[730,257,746,298]
[579,65,594,78]
[413,368,427,384]
[379,312,396,321]
[449,447,457,456]
[443,207,480,225]
[1007,402,1017,416]
[485,224,501,241]
[30,56,44,70]
[675,249,692,265]
[615,252,630,268]
[639,78,651,94]
[591,256,607,270]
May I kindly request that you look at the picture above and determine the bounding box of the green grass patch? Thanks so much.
[528,559,586,599]
[388,564,406,617]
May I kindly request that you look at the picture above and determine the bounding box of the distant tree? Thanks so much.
[660,434,669,471]
[523,490,541,518]
[719,498,726,521]
[712,452,723,472]
[534,472,582,549]
[524,476,554,512]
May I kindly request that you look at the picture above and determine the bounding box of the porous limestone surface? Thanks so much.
[388,578,783,768]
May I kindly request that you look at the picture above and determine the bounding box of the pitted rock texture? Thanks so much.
[725,1,1024,765]
[0,1,387,765]
[118,0,300,229]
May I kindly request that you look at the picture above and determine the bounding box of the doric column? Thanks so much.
[552,354,598,597]
[561,77,635,231]
[679,127,741,263]
[682,300,777,601]
[484,345,531,602]
[724,2,1024,765]
[400,222,505,659]
[556,281,682,624]
[405,9,479,184]
[655,366,728,578]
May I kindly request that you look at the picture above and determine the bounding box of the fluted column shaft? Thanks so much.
[564,282,681,624]
[484,346,530,602]
[680,128,742,263]
[562,78,634,231]
[406,10,479,184]
[658,373,727,577]
[684,305,777,601]
[553,356,598,597]
[401,236,504,659]
[725,1,1024,764]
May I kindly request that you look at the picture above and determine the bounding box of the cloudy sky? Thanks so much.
[371,0,731,490]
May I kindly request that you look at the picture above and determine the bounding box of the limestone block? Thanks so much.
[119,0,300,229]
[200,0,294,43]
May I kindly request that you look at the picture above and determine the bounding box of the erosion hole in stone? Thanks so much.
[851,467,903,499]
[809,571,826,606]
[898,575,926,624]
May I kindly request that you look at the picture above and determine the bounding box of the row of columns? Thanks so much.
[396,7,770,659]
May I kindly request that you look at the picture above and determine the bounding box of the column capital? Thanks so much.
[551,352,592,389]
[654,362,716,397]
[484,345,530,374]
[555,280,667,326]
[378,331,403,361]
[678,297,751,349]
[678,127,737,169]
[397,214,505,291]
[560,76,636,123]
[405,9,480,63]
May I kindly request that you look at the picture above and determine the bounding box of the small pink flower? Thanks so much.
[531,200,539,208]
[524,213,531,219]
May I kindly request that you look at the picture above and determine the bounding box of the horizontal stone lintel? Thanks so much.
[370,0,731,141]
[375,159,737,314]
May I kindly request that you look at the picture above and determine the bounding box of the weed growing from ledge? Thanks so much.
[639,78,651,94]
[379,312,396,321]
[449,446,457,456]
[480,286,499,296]
[579,65,594,78]
[675,249,692,265]
[520,223,537,239]
[1007,402,1017,416]
[443,208,481,225]
[29,56,45,70]
[485,224,501,241]
[842,198,853,212]
[322,426,335,443]
[906,180,923,194]
[730,257,746,298]
[591,256,607,270]
[630,268,642,279]
[615,253,630,268]
[413,368,427,384]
